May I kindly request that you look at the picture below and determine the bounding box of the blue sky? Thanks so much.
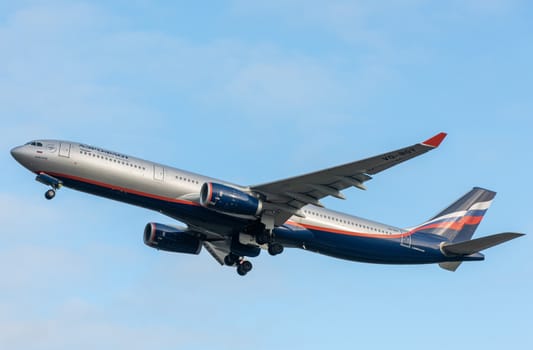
[1,1,532,349]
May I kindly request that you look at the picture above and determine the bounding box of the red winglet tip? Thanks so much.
[421,132,447,148]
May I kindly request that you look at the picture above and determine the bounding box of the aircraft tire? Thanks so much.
[255,231,271,245]
[268,243,284,256]
[241,260,253,273]
[224,253,239,266]
[45,189,56,200]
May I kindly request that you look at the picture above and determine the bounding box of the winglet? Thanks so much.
[421,132,447,148]
[422,132,448,147]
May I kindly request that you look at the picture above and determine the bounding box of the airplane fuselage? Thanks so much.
[11,139,498,274]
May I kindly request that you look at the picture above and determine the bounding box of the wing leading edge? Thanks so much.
[251,132,447,225]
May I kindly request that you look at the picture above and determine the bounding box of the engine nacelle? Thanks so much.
[200,182,262,217]
[143,223,202,254]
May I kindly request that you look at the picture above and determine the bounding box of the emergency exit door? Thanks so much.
[154,165,164,181]
[59,143,71,158]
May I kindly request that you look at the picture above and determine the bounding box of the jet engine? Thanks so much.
[200,182,262,217]
[143,223,202,254]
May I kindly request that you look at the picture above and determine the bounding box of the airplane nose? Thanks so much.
[11,145,36,170]
[11,146,21,158]
[10,146,25,163]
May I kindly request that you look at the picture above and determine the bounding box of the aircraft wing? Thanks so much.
[251,132,447,226]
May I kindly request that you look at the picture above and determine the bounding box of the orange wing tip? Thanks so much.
[421,132,447,148]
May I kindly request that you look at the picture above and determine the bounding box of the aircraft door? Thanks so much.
[400,234,411,248]
[154,165,164,181]
[59,142,71,158]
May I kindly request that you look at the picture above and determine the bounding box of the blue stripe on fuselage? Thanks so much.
[54,173,478,265]
[55,174,249,237]
[273,225,470,264]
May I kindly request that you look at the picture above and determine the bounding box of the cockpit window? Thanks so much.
[26,141,43,147]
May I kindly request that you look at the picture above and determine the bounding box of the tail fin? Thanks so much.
[412,187,496,243]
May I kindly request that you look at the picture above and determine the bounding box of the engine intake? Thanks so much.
[200,182,262,217]
[144,223,202,254]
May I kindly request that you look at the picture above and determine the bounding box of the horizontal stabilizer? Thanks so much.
[441,232,524,256]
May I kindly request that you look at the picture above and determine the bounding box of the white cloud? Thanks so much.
[0,314,204,350]
[458,0,516,15]
[0,0,398,148]
[0,193,61,228]
[0,245,89,290]
[230,0,396,47]
[224,57,342,114]
[0,2,162,146]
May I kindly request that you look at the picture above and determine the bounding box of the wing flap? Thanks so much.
[439,261,462,272]
[441,232,524,256]
[203,240,231,266]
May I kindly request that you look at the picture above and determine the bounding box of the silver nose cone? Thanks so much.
[11,145,35,170]
[10,146,24,162]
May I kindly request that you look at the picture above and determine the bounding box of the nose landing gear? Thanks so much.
[35,173,62,200]
[44,189,56,200]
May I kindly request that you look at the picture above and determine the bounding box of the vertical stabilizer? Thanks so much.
[411,187,495,243]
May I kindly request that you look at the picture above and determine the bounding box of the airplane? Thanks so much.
[10,133,524,276]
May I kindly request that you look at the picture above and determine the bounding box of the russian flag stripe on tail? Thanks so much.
[410,187,496,243]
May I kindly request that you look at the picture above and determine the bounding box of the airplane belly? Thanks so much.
[304,229,445,264]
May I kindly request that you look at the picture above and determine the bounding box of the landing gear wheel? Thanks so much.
[268,243,284,256]
[45,189,56,200]
[224,253,239,266]
[255,230,271,245]
[236,265,247,276]
[241,260,253,272]
[236,260,253,276]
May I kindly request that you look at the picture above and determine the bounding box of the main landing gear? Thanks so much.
[255,229,284,256]
[227,222,285,276]
[268,243,284,256]
[224,253,253,276]
[237,260,253,276]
